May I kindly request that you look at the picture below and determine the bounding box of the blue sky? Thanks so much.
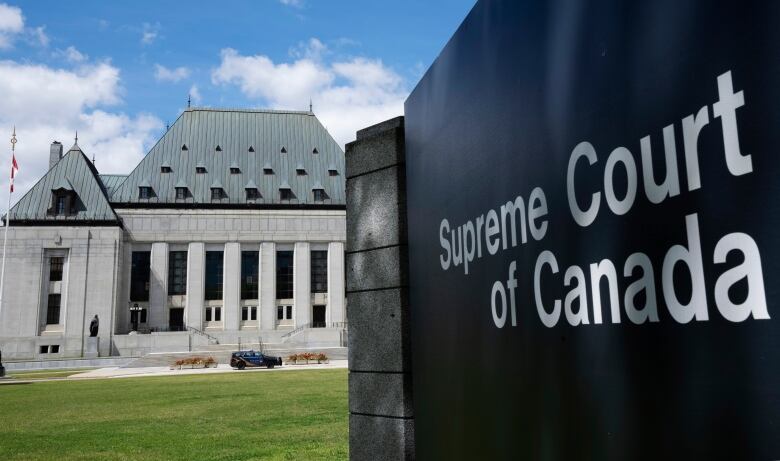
[0,0,475,199]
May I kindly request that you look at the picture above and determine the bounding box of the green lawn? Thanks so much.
[0,369,348,461]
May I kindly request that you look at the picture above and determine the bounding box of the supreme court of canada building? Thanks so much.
[0,107,347,360]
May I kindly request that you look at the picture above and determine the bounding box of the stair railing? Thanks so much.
[187,326,219,344]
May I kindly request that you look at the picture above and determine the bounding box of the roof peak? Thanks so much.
[185,107,313,116]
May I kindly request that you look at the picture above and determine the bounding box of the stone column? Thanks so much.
[259,242,276,330]
[293,242,311,327]
[345,116,414,460]
[185,242,205,330]
[327,241,346,324]
[223,242,241,331]
[149,242,169,329]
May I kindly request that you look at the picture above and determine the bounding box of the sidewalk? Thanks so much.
[70,359,348,379]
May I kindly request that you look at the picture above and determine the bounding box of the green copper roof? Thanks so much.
[110,108,345,205]
[10,148,119,223]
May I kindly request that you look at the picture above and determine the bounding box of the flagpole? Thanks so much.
[0,127,16,318]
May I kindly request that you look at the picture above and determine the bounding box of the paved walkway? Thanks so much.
[1,360,348,383]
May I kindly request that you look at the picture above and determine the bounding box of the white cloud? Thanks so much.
[141,22,159,45]
[0,59,163,201]
[279,0,303,7]
[211,41,406,147]
[189,84,201,105]
[0,3,23,49]
[154,64,190,82]
[29,25,47,47]
[54,45,87,63]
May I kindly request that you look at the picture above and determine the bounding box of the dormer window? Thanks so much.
[161,165,172,173]
[313,189,326,202]
[215,145,222,152]
[263,164,274,175]
[248,146,255,153]
[50,188,77,216]
[280,146,287,154]
[211,180,225,200]
[196,166,206,174]
[246,188,260,200]
[280,182,294,201]
[181,144,188,151]
[296,165,306,175]
[139,186,152,199]
[328,166,339,176]
[312,148,319,154]
[230,164,240,174]
[175,187,187,200]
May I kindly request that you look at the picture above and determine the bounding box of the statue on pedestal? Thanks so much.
[89,315,99,337]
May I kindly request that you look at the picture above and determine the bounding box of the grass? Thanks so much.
[7,368,97,380]
[0,369,348,461]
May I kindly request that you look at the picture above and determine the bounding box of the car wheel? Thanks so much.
[267,363,275,369]
[237,362,245,370]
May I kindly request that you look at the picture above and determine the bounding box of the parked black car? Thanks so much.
[230,350,283,370]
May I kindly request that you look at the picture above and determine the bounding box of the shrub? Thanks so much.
[316,353,328,364]
[287,354,299,364]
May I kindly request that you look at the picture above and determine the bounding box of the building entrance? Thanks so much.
[169,308,184,331]
[313,305,326,327]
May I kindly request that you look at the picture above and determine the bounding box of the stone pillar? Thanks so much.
[185,242,205,330]
[149,242,169,329]
[223,242,241,331]
[345,116,414,460]
[293,242,311,327]
[260,242,276,330]
[328,241,346,324]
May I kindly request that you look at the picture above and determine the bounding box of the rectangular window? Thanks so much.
[139,187,151,199]
[49,257,64,282]
[311,250,328,293]
[211,188,223,200]
[214,307,221,322]
[40,345,49,354]
[168,251,188,295]
[242,306,249,321]
[286,305,293,320]
[276,250,294,299]
[46,294,61,325]
[313,189,326,202]
[241,251,259,299]
[50,345,60,353]
[56,195,66,215]
[246,188,260,200]
[205,307,212,322]
[280,189,293,201]
[277,306,283,320]
[205,251,224,300]
[130,251,151,301]
[175,188,187,199]
[251,307,257,321]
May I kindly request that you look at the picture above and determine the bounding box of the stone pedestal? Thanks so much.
[85,336,99,358]
[346,116,415,460]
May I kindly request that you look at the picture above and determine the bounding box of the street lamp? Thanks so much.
[130,303,142,332]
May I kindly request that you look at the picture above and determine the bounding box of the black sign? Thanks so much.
[404,1,780,459]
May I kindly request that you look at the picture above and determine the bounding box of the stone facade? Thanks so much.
[0,108,347,360]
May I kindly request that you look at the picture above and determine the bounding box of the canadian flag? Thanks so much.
[10,153,18,193]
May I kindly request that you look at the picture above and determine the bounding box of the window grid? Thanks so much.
[49,257,64,282]
[205,251,224,300]
[241,251,259,299]
[276,251,294,299]
[168,251,188,295]
[311,250,328,293]
[46,294,61,325]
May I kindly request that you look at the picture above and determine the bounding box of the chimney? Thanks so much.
[49,141,63,169]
